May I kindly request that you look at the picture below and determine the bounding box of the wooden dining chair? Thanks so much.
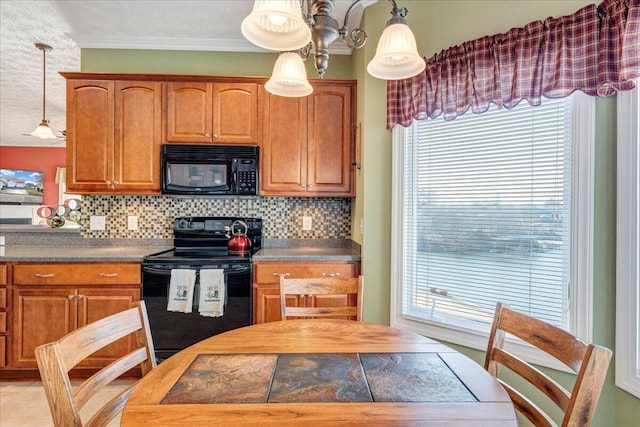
[484,302,612,427]
[35,300,157,427]
[280,275,364,321]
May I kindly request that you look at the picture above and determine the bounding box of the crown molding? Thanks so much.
[68,35,357,55]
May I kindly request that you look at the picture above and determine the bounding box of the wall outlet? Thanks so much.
[127,215,138,230]
[302,216,312,231]
[89,215,106,231]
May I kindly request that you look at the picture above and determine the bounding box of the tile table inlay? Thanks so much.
[161,352,478,405]
[360,353,478,402]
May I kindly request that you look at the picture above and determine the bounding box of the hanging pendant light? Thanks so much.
[28,43,62,140]
[241,0,311,51]
[367,1,425,80]
[265,52,314,97]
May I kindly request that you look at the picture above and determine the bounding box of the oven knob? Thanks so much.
[177,219,190,229]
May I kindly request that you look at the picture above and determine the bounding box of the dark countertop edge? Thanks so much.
[0,246,173,262]
[0,239,361,263]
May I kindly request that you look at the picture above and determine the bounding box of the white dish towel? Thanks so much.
[199,269,225,317]
[167,269,196,313]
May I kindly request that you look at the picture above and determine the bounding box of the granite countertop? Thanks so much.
[0,227,361,263]
[253,246,360,262]
[0,245,172,262]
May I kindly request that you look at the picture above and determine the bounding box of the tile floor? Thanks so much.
[0,380,135,426]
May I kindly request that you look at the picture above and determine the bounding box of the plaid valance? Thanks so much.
[387,0,640,129]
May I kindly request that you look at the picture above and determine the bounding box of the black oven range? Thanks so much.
[142,216,262,361]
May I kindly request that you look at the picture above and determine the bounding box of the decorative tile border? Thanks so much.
[79,196,352,239]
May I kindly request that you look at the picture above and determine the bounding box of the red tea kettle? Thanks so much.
[228,220,252,254]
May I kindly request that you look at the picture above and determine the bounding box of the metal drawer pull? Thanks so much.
[35,273,55,278]
[99,273,119,278]
[272,273,291,277]
[322,272,340,277]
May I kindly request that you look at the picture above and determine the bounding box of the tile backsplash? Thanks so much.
[80,196,352,239]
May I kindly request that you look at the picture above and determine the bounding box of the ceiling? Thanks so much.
[0,0,375,147]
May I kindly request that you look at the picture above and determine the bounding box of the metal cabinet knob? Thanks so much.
[67,295,74,300]
[308,184,314,188]
[113,181,119,186]
[77,295,84,300]
[106,180,112,185]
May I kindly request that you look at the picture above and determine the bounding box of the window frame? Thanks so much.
[616,82,640,398]
[391,93,595,371]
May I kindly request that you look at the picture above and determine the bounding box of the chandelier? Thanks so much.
[241,0,425,97]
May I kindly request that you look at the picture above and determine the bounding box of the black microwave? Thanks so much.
[161,144,259,196]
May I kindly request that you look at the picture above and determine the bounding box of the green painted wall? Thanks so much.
[81,48,354,79]
[81,0,639,424]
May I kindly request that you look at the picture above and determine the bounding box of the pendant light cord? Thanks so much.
[35,43,52,124]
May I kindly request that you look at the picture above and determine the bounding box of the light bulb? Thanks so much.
[268,14,287,26]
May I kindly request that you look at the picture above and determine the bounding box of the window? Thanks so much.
[616,82,640,398]
[391,93,595,370]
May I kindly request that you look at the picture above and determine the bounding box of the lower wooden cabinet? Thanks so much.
[253,261,360,324]
[0,264,7,368]
[9,263,141,370]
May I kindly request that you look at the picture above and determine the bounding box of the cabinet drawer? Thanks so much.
[255,262,357,284]
[0,288,5,309]
[13,263,141,285]
[0,312,5,334]
[0,264,6,285]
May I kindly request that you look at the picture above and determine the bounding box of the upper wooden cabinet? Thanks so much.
[65,79,162,194]
[261,83,355,197]
[165,82,259,144]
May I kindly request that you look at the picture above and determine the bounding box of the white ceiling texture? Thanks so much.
[0,0,375,147]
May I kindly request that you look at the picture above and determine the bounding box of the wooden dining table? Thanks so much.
[121,319,517,426]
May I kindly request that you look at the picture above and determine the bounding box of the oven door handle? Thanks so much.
[142,265,251,276]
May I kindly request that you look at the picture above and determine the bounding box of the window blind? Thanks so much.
[402,98,573,332]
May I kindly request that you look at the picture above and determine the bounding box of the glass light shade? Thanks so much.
[30,121,58,139]
[265,52,313,97]
[367,23,426,80]
[241,0,311,51]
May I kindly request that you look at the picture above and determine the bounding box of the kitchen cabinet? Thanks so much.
[10,263,140,369]
[253,261,360,324]
[165,82,259,144]
[261,83,355,196]
[65,79,162,194]
[0,264,7,368]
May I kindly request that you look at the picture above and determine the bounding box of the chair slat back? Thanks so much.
[280,276,363,321]
[35,301,157,427]
[484,302,612,427]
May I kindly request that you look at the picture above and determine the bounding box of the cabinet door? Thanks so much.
[260,92,308,194]
[13,288,76,368]
[76,287,140,368]
[213,83,259,144]
[66,80,115,192]
[114,81,162,193]
[165,82,213,143]
[253,285,300,324]
[307,85,354,195]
